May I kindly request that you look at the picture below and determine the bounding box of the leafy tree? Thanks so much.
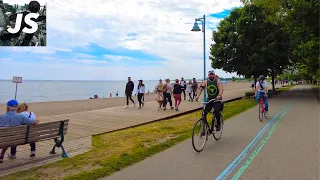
[210,4,291,91]
[242,0,319,80]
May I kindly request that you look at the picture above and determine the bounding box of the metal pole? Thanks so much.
[14,83,18,100]
[203,14,207,102]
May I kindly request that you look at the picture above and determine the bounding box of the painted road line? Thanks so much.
[231,103,294,180]
[216,103,290,180]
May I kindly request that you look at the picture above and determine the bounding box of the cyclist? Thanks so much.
[254,75,269,117]
[195,70,224,131]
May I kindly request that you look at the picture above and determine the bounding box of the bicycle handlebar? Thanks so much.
[198,98,222,104]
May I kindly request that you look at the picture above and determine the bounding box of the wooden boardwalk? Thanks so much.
[0,87,255,177]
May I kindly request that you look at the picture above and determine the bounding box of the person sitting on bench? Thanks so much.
[0,100,39,163]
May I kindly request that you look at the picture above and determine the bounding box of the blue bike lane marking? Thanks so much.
[216,103,290,180]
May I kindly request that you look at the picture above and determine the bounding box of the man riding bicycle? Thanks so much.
[254,75,269,117]
[195,70,224,131]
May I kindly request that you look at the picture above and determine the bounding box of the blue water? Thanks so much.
[0,80,159,104]
[0,80,227,104]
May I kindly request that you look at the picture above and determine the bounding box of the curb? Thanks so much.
[93,96,244,137]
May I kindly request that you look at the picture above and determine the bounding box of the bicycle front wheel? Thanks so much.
[213,116,224,140]
[192,119,207,152]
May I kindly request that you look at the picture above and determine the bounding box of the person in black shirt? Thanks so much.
[125,77,135,108]
[173,79,182,111]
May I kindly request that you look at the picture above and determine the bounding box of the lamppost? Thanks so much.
[191,14,206,102]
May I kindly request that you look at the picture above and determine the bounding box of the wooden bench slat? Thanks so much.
[0,129,27,137]
[29,122,69,131]
[28,133,60,142]
[29,127,68,137]
[0,126,27,133]
[0,134,26,143]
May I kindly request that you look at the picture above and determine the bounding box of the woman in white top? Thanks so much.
[162,78,173,110]
[136,80,146,109]
[186,80,193,101]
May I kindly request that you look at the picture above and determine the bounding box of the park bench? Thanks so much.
[0,119,69,158]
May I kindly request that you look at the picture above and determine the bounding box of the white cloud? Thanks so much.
[0,58,12,61]
[104,55,133,61]
[77,59,107,64]
[1,0,243,79]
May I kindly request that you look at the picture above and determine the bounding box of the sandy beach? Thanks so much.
[0,82,251,117]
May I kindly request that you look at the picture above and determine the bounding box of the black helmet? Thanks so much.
[259,75,265,80]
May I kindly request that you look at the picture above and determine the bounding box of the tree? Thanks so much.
[242,0,319,80]
[210,4,291,91]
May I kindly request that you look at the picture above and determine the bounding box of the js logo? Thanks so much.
[7,1,41,34]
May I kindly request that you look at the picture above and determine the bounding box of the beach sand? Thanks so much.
[0,82,251,117]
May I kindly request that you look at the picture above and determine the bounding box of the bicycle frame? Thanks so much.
[259,97,265,113]
[200,98,223,131]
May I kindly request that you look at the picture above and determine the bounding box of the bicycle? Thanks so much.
[258,97,265,121]
[192,98,225,152]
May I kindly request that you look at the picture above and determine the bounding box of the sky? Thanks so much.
[0,0,243,81]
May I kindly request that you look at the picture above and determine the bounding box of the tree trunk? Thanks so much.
[271,70,275,92]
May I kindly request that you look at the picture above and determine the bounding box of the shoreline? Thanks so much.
[0,82,251,117]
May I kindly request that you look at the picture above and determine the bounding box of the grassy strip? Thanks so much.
[274,84,296,93]
[3,99,258,180]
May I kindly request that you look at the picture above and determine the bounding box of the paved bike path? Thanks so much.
[102,85,319,180]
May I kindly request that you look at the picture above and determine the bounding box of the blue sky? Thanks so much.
[0,0,242,80]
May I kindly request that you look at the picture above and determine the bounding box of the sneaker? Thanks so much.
[170,107,174,110]
[8,154,16,159]
[0,157,3,163]
[30,151,36,157]
[265,112,268,117]
[125,106,128,109]
[133,103,136,107]
[142,103,144,107]
[138,106,141,109]
[175,108,179,111]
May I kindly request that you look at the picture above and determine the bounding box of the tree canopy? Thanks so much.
[210,0,319,85]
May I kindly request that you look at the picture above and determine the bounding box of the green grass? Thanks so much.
[3,99,258,180]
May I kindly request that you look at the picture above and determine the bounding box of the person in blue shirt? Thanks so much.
[0,100,38,163]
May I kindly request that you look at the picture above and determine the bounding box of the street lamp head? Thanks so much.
[191,22,201,32]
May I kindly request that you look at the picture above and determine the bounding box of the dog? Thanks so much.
[156,98,163,111]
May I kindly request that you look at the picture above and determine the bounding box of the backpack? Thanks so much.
[259,81,264,90]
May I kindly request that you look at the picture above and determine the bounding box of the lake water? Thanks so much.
[0,80,226,104]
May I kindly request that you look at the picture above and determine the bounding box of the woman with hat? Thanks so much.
[136,79,145,109]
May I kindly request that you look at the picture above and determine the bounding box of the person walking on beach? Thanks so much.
[173,79,182,111]
[136,80,145,109]
[156,79,163,100]
[180,77,187,100]
[0,100,39,163]
[192,78,198,100]
[162,78,174,110]
[187,80,193,101]
[125,77,135,108]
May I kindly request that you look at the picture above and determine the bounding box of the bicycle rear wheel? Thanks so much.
[259,103,264,121]
[192,119,208,152]
[213,116,224,140]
